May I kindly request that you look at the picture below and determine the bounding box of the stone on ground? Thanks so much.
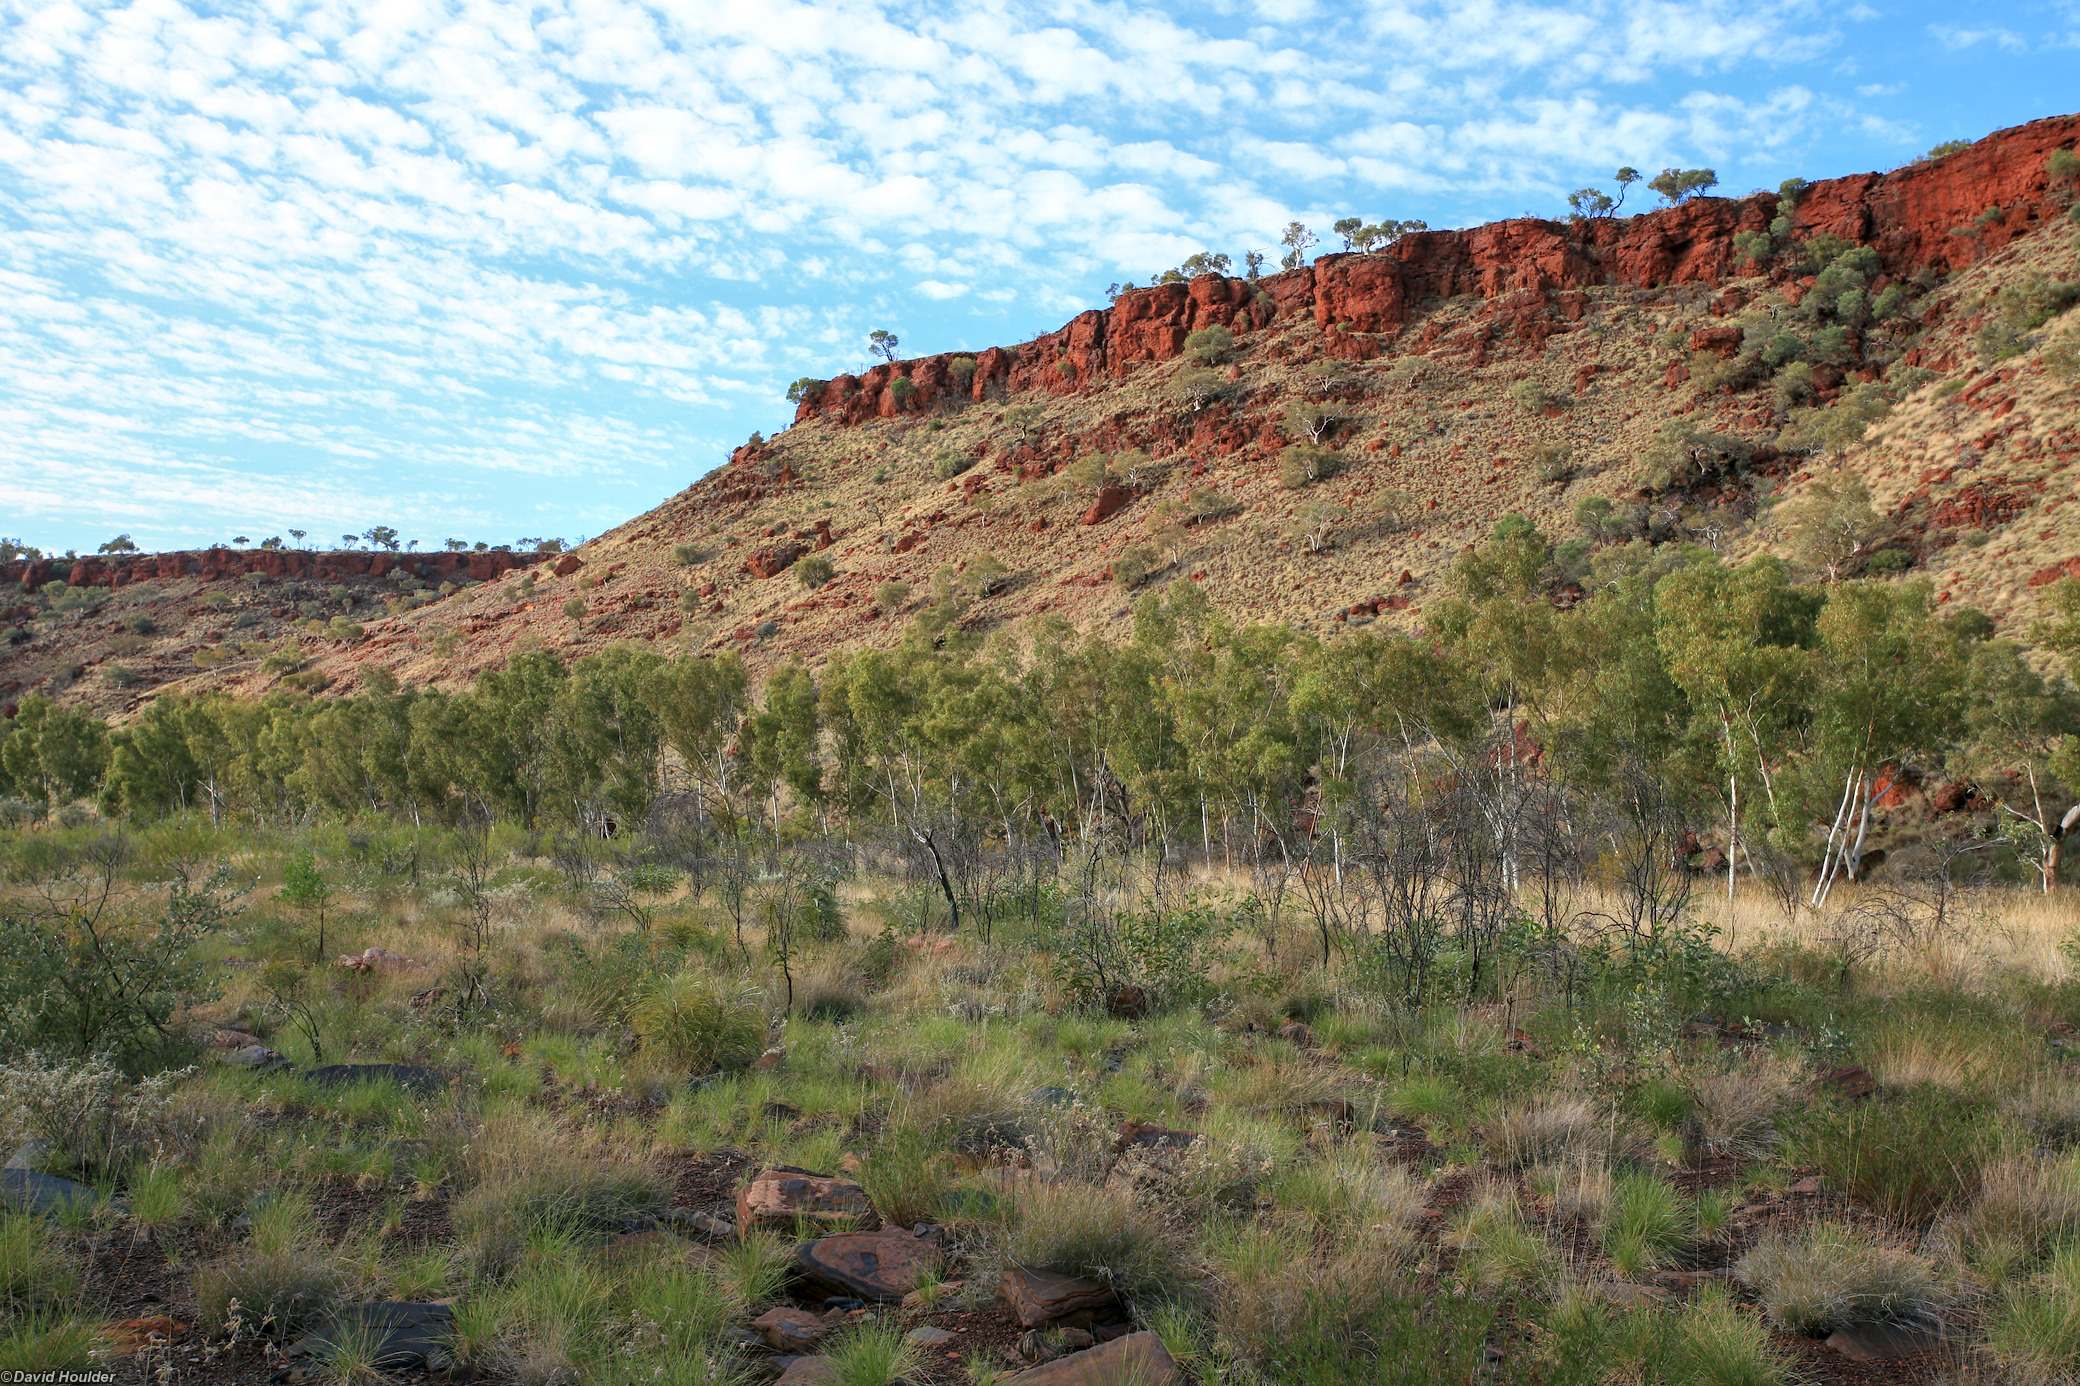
[736,1167,879,1231]
[1006,1331,1180,1385]
[287,1302,454,1370]
[795,1228,942,1300]
[999,1267,1118,1327]
[753,1306,832,1353]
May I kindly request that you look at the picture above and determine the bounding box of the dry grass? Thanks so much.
[1681,1062,1792,1165]
[1483,1097,1609,1171]
[1931,1155,2080,1281]
[1738,1222,1949,1335]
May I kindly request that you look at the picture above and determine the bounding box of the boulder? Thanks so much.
[224,1043,289,1071]
[753,1306,833,1353]
[1825,1321,1941,1362]
[1080,485,1130,525]
[999,1267,1118,1327]
[288,1302,454,1370]
[795,1228,942,1301]
[736,1168,879,1232]
[1808,1065,1878,1101]
[336,947,419,972]
[775,1358,839,1386]
[1007,1331,1180,1385]
[2,1167,116,1216]
[4,1139,54,1172]
[905,1325,956,1347]
[303,1064,448,1096]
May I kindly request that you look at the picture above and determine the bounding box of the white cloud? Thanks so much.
[0,0,2033,550]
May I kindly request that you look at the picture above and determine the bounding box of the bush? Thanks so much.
[997,1181,1187,1309]
[873,581,911,614]
[932,448,973,481]
[670,544,702,566]
[453,1115,670,1273]
[1184,326,1235,366]
[195,1247,348,1341]
[1483,1097,1605,1169]
[1737,1222,1947,1334]
[628,972,767,1074]
[1110,545,1160,589]
[796,555,835,590]
[1278,445,1337,490]
[1791,1085,2002,1225]
[1509,379,1554,414]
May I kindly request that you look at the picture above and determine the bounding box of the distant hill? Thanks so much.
[7,112,2079,713]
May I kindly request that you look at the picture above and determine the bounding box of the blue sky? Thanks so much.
[2,0,2076,556]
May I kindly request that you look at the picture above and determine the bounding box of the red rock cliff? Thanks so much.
[793,113,2079,425]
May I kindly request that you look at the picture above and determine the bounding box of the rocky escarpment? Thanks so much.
[792,113,2080,425]
[0,546,534,594]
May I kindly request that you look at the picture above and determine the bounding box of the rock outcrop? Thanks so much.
[791,113,2080,424]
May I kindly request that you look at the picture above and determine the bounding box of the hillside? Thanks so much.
[7,113,2080,711]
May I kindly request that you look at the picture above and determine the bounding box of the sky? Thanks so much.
[2,0,2076,556]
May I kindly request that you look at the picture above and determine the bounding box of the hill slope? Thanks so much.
[8,113,2080,710]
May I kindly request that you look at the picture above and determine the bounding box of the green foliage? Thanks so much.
[1790,1086,2005,1227]
[795,555,836,590]
[1649,167,1717,203]
[1184,325,1235,365]
[932,447,972,480]
[1278,444,1337,490]
[785,377,826,405]
[628,973,766,1073]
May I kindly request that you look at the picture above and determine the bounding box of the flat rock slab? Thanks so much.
[1808,1065,1878,1101]
[1007,1331,1180,1386]
[4,1139,54,1172]
[2,1167,119,1215]
[289,1302,454,1369]
[754,1307,833,1353]
[224,1044,289,1070]
[1001,1267,1118,1327]
[1825,1321,1942,1362]
[738,1168,879,1231]
[906,1325,957,1347]
[303,1064,448,1095]
[796,1229,942,1301]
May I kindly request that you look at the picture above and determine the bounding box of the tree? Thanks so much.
[796,555,835,590]
[1245,250,1266,279]
[874,581,911,614]
[275,849,332,965]
[0,695,111,814]
[362,525,401,551]
[1776,475,1891,582]
[1288,498,1347,553]
[1333,216,1364,249]
[289,529,306,545]
[1180,251,1231,276]
[97,535,139,554]
[1567,188,1615,219]
[1278,445,1337,489]
[869,329,900,364]
[1279,221,1317,271]
[1648,167,1718,204]
[563,595,587,625]
[968,554,1008,597]
[786,377,825,404]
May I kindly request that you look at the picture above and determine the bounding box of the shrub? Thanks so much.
[1509,379,1554,414]
[1483,1097,1605,1170]
[1278,445,1337,490]
[1529,443,1574,483]
[195,1247,348,1341]
[1737,1222,1947,1334]
[670,543,701,566]
[1184,325,1235,366]
[1791,1085,2003,1225]
[933,448,973,480]
[1110,545,1159,589]
[453,1116,669,1273]
[948,356,979,389]
[1171,368,1241,412]
[1602,1172,1691,1277]
[996,1181,1187,1309]
[1674,1289,1792,1386]
[873,581,911,614]
[1682,1064,1789,1164]
[795,555,836,590]
[627,972,767,1074]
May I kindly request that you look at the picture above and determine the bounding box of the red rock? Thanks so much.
[744,542,806,579]
[1000,1268,1119,1327]
[96,1317,182,1358]
[1825,1322,1940,1362]
[735,1168,879,1231]
[775,1357,839,1386]
[795,1228,942,1301]
[1687,325,1744,357]
[1112,1122,1199,1153]
[754,1307,832,1353]
[1276,1020,1315,1048]
[553,554,583,577]
[1080,485,1129,525]
[1809,1065,1879,1101]
[1006,1331,1179,1385]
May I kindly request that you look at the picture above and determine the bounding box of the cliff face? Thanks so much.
[792,113,2080,424]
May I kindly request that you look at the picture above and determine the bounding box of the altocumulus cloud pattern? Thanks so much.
[2,0,2074,551]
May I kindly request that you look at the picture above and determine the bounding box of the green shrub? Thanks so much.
[1791,1086,2004,1226]
[932,448,973,481]
[1277,444,1337,490]
[795,555,836,590]
[1602,1173,1691,1277]
[195,1247,348,1341]
[1184,326,1235,366]
[627,972,767,1074]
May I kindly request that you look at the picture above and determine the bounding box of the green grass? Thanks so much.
[1602,1172,1691,1278]
[824,1321,921,1386]
[1790,1085,2010,1227]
